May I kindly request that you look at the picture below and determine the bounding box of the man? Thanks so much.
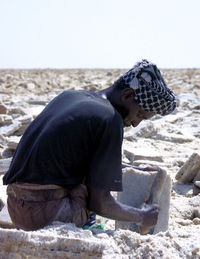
[3,59,176,231]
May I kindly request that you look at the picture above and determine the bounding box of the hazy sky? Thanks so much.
[0,0,200,69]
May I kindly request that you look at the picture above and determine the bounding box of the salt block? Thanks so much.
[123,142,163,163]
[115,167,171,234]
[175,153,200,183]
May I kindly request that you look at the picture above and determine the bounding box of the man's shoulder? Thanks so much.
[64,90,117,116]
[84,92,122,123]
[55,90,123,126]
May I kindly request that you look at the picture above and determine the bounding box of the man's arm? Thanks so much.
[88,187,159,227]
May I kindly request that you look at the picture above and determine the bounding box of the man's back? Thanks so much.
[3,90,123,190]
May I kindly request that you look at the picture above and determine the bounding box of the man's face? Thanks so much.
[123,101,155,127]
[119,89,155,127]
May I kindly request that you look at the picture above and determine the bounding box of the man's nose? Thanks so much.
[133,118,143,127]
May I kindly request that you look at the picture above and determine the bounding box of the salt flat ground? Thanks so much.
[0,69,200,258]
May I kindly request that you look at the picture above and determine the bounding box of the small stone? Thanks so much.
[8,107,27,116]
[106,72,112,76]
[28,98,47,105]
[14,115,33,135]
[176,219,193,226]
[193,208,200,218]
[194,181,200,188]
[0,121,22,136]
[7,135,21,150]
[27,82,36,90]
[0,134,6,145]
[0,115,13,126]
[175,153,200,183]
[194,170,200,182]
[172,183,198,197]
[193,217,200,225]
[0,103,7,114]
[16,114,33,125]
[2,148,15,159]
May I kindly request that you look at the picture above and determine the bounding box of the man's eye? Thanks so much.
[137,113,143,119]
[137,113,146,120]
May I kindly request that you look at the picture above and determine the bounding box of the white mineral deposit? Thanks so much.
[0,68,200,258]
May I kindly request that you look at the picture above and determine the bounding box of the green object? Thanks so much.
[83,222,104,230]
[83,212,105,230]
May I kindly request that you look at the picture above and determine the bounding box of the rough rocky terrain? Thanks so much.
[0,68,200,258]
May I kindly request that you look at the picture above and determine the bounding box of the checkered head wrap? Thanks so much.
[122,59,176,116]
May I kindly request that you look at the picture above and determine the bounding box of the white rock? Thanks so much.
[25,105,45,118]
[124,121,158,141]
[26,82,36,90]
[0,114,13,125]
[6,136,21,150]
[15,114,33,125]
[0,121,22,136]
[133,159,165,167]
[177,93,200,110]
[8,106,27,116]
[123,142,163,163]
[156,132,195,143]
[194,181,200,188]
[172,183,199,196]
[14,115,33,135]
[0,158,12,175]
[0,103,7,114]
[176,152,200,183]
[28,98,47,105]
[0,134,6,145]
[164,111,191,123]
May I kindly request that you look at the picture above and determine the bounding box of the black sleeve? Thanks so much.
[86,112,123,191]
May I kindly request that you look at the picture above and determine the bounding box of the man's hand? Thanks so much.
[138,203,159,227]
[88,187,159,226]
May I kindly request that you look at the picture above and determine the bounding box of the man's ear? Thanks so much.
[121,88,134,102]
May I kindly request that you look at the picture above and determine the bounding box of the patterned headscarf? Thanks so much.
[122,59,176,116]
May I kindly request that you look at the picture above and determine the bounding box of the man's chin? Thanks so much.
[123,121,131,127]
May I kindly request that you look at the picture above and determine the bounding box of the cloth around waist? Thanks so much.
[7,182,70,202]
